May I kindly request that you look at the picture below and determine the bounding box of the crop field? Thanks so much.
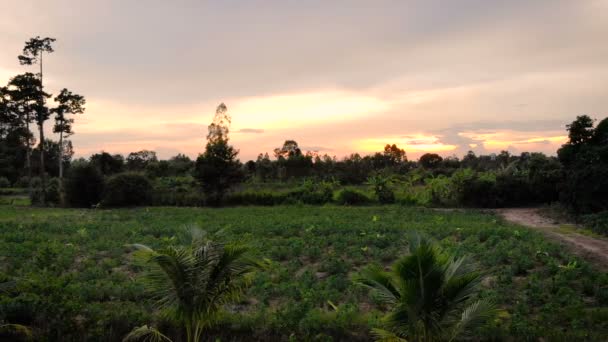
[1,205,607,341]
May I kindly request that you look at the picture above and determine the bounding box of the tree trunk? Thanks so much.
[38,52,46,205]
[38,122,46,205]
[59,131,63,179]
[25,118,32,181]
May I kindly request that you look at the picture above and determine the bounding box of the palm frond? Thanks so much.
[371,327,408,342]
[446,299,497,342]
[354,265,399,305]
[122,325,172,342]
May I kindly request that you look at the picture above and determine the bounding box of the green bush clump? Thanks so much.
[583,211,608,236]
[29,177,61,206]
[224,191,287,206]
[286,180,335,205]
[335,189,370,205]
[102,172,152,207]
[0,176,10,188]
[65,164,105,207]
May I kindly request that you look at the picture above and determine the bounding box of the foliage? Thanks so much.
[127,227,260,342]
[558,115,608,214]
[335,189,371,205]
[102,172,153,207]
[368,175,395,204]
[0,177,10,188]
[355,234,497,341]
[583,211,608,236]
[194,104,243,205]
[64,163,104,207]
[0,206,606,340]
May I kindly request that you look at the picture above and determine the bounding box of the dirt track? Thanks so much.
[497,208,608,271]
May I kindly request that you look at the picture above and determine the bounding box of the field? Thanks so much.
[1,205,607,341]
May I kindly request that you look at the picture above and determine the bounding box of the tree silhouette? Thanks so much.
[18,36,56,204]
[194,103,243,205]
[51,89,85,179]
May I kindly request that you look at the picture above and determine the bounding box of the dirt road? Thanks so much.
[497,208,608,271]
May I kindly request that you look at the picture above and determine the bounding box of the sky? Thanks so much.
[1,0,607,161]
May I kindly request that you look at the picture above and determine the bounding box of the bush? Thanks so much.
[14,176,30,188]
[285,180,335,205]
[0,176,10,188]
[45,178,61,205]
[583,211,608,236]
[102,172,153,207]
[335,189,370,205]
[65,164,105,207]
[224,191,287,206]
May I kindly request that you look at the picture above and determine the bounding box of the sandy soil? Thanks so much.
[496,208,608,271]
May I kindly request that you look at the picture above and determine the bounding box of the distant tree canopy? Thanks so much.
[419,153,443,169]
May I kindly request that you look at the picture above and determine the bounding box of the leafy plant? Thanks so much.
[125,227,261,342]
[355,234,497,341]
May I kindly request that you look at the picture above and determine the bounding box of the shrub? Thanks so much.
[45,178,61,205]
[14,176,31,188]
[102,172,152,207]
[224,191,287,206]
[29,177,61,207]
[285,180,335,205]
[583,211,608,236]
[335,189,370,205]
[368,175,396,204]
[65,164,105,207]
[0,176,10,188]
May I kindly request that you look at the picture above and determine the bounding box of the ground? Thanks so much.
[0,205,607,340]
[497,208,608,271]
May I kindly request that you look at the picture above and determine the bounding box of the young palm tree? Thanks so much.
[124,228,260,342]
[355,234,496,342]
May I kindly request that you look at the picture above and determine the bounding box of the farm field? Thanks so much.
[1,205,607,341]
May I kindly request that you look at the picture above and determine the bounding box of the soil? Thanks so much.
[496,208,608,271]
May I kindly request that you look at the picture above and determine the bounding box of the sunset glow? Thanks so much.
[1,1,606,160]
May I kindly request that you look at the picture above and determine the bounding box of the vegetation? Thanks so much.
[0,206,606,340]
[356,234,496,341]
[125,227,260,342]
[102,172,152,207]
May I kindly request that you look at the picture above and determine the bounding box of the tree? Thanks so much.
[126,150,158,171]
[566,115,595,145]
[274,140,302,159]
[355,234,497,341]
[383,144,407,165]
[194,103,243,205]
[558,115,608,213]
[51,89,85,179]
[90,152,124,175]
[18,36,56,205]
[125,227,260,342]
[5,73,45,186]
[419,153,443,169]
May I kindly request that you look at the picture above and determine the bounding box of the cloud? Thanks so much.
[2,1,606,160]
[236,128,264,134]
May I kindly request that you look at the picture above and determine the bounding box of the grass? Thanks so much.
[0,205,607,340]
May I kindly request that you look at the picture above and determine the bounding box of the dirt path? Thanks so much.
[497,208,608,271]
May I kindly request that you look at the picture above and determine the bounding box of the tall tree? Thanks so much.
[194,103,243,205]
[51,88,85,179]
[5,73,46,186]
[18,36,56,204]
